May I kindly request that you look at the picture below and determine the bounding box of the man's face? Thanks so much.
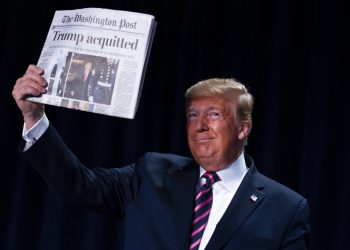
[186,96,246,171]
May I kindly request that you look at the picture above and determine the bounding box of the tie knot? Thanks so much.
[201,172,220,186]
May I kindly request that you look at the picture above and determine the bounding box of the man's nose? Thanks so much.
[195,115,209,132]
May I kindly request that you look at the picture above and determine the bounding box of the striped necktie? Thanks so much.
[189,171,221,250]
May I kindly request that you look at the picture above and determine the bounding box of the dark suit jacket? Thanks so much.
[22,125,310,250]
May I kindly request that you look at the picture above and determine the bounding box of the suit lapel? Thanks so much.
[206,163,266,250]
[169,162,199,249]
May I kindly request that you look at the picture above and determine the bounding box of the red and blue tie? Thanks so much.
[189,172,221,250]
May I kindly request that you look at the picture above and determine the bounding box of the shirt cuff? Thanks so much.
[22,113,49,149]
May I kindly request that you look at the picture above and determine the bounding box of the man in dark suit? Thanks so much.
[12,65,310,249]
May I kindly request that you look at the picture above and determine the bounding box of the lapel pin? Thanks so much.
[250,194,258,202]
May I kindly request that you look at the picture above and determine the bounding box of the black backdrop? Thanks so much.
[1,0,349,250]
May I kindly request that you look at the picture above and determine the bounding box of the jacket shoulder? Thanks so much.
[257,172,307,205]
[138,152,195,171]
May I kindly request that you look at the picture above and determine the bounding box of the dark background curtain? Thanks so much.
[1,0,349,249]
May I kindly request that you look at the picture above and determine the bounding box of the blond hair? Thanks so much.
[185,78,254,122]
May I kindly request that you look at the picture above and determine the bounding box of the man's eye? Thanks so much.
[187,112,198,119]
[208,112,220,119]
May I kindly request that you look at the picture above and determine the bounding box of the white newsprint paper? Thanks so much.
[28,8,156,119]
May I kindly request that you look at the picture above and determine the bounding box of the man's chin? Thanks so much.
[192,153,214,164]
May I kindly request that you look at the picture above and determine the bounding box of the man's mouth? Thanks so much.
[193,137,214,142]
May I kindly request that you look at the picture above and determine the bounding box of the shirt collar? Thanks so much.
[199,153,248,192]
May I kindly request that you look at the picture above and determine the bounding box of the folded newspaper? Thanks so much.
[27,8,156,119]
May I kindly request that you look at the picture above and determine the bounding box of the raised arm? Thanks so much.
[13,65,139,217]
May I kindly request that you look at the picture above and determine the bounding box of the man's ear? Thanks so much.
[238,121,252,140]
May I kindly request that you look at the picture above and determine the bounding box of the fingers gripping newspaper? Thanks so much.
[28,8,156,119]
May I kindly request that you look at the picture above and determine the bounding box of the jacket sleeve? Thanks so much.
[21,124,142,218]
[282,198,310,250]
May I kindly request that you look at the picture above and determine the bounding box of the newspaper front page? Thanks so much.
[28,8,156,119]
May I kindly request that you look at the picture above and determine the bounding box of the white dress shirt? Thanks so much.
[22,113,49,150]
[198,154,248,250]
